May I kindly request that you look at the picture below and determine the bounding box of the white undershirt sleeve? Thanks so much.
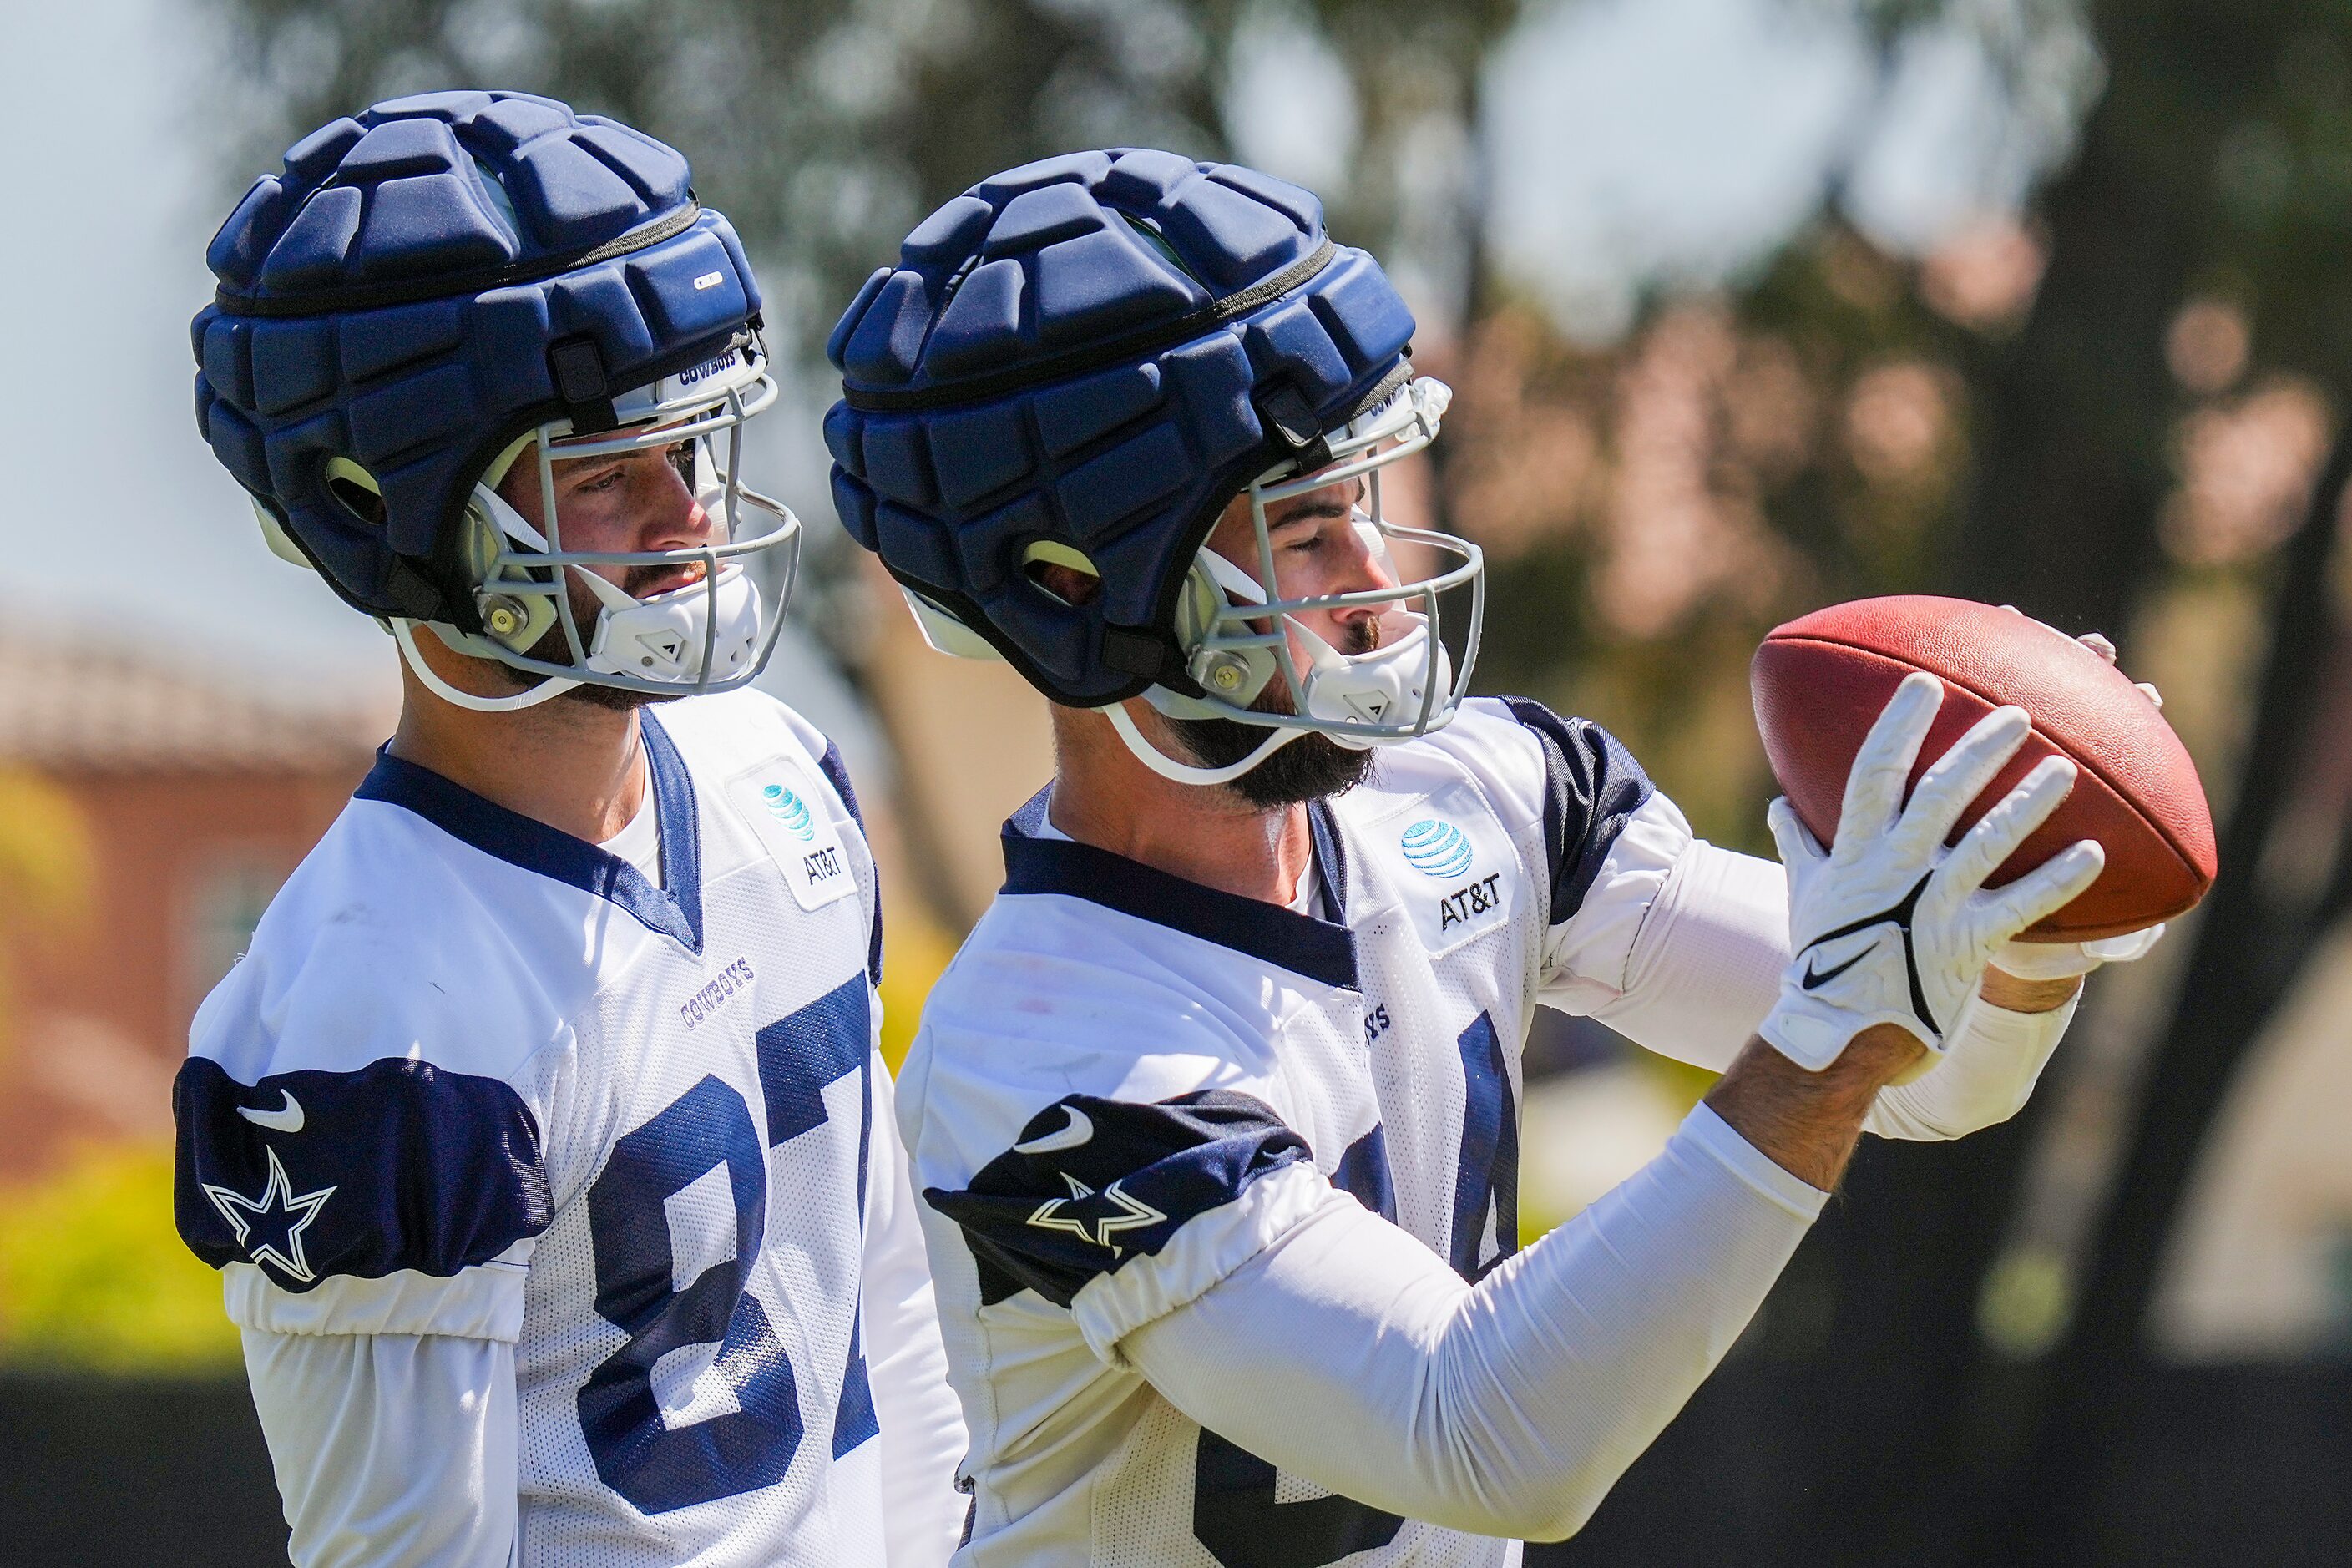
[862,1045,972,1567]
[1573,838,1790,1075]
[1120,1102,1823,1542]
[240,1328,516,1568]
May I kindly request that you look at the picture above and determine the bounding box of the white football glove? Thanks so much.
[1759,671,2107,1077]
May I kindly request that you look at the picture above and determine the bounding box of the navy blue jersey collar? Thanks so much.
[356,711,703,951]
[999,789,1357,990]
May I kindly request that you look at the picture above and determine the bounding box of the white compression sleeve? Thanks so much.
[862,1050,971,1567]
[1563,837,2074,1140]
[240,1328,515,1568]
[1120,1103,1823,1542]
[1863,989,2078,1141]
[1576,840,1790,1074]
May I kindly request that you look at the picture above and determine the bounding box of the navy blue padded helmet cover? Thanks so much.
[824,149,1416,708]
[192,89,763,625]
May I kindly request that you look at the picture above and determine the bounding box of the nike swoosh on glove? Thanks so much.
[1760,670,2107,1079]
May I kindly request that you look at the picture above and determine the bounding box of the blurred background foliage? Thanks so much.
[10,0,2352,1558]
[0,777,229,1372]
[0,1145,240,1373]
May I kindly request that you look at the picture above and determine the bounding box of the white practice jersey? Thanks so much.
[175,690,959,1567]
[901,695,1695,1568]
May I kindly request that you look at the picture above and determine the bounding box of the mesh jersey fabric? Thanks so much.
[175,688,936,1567]
[898,696,1677,1567]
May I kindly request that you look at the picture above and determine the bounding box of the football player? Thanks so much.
[820,150,2151,1565]
[174,93,964,1567]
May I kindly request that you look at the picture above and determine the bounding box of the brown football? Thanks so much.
[1750,595,2218,941]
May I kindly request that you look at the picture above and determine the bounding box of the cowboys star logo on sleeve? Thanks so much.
[201,1147,337,1283]
[1026,1171,1167,1253]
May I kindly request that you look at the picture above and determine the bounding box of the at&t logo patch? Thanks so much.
[761,784,817,842]
[1438,873,1505,933]
[1386,792,1520,955]
[1400,819,1474,879]
[726,765,857,913]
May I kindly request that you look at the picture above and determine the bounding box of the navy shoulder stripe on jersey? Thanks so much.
[817,738,883,986]
[1000,792,1358,990]
[925,1090,1310,1308]
[175,1056,553,1293]
[1499,699,1653,927]
[354,709,704,951]
[1307,797,1350,920]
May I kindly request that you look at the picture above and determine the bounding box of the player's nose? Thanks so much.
[1325,513,1398,642]
[641,449,714,553]
[1340,512,1399,589]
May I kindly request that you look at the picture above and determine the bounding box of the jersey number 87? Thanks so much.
[579,975,876,1514]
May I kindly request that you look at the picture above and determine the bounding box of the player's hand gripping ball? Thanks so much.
[1760,675,2106,1075]
[1751,595,2218,943]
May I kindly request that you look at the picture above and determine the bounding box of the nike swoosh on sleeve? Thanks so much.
[1013,1105,1094,1155]
[235,1090,306,1134]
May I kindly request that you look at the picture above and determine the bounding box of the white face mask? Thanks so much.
[387,337,802,714]
[578,555,765,685]
[1286,613,1455,743]
[1106,375,1486,787]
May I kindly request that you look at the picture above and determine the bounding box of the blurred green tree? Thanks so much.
[0,1144,241,1373]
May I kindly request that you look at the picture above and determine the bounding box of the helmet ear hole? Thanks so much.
[1175,550,1277,706]
[457,491,559,653]
[321,457,387,527]
[1022,540,1101,608]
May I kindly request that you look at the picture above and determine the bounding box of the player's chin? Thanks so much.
[1166,715,1374,807]
[559,680,675,712]
[506,620,675,711]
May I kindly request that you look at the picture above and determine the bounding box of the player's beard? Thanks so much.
[1165,618,1380,808]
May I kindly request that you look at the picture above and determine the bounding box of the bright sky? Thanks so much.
[1481,0,2087,338]
[0,0,387,696]
[0,0,2086,711]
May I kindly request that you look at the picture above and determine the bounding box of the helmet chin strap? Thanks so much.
[1101,701,1312,787]
[398,478,762,713]
[392,617,582,712]
[1105,539,1450,785]
[390,485,582,713]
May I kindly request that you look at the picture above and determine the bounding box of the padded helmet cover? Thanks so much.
[824,149,1417,708]
[192,89,764,625]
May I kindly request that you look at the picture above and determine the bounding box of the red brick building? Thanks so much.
[0,635,388,1183]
